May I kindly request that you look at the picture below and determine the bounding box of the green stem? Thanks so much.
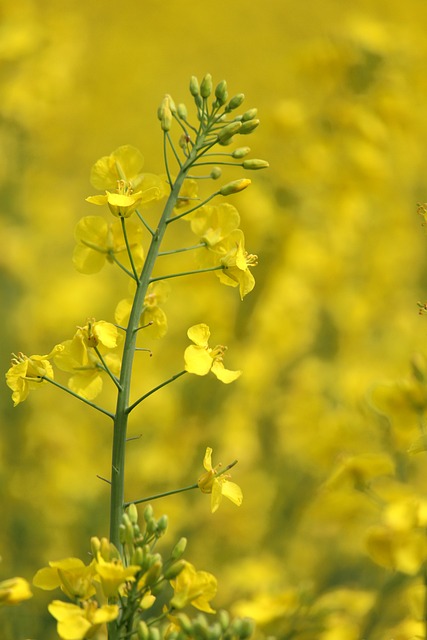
[149,265,223,284]
[124,482,198,507]
[167,191,218,222]
[109,149,198,552]
[94,346,122,391]
[42,376,115,419]
[120,218,139,281]
[158,242,206,257]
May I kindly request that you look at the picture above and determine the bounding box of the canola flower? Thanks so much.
[0,577,32,606]
[170,561,218,613]
[198,447,243,513]
[6,346,63,406]
[184,324,241,383]
[48,599,119,640]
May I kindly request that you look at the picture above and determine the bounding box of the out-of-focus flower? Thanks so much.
[115,281,170,337]
[198,447,243,513]
[73,216,144,274]
[0,577,32,606]
[94,557,139,599]
[54,320,121,400]
[170,561,217,613]
[214,229,258,299]
[188,203,240,246]
[48,599,118,640]
[33,558,96,601]
[6,345,63,406]
[184,324,241,383]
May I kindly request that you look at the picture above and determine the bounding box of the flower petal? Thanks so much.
[211,360,241,384]
[184,345,212,376]
[187,324,210,347]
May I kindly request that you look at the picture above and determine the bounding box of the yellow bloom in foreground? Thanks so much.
[6,345,63,406]
[86,189,145,219]
[48,599,118,640]
[184,324,241,384]
[198,447,243,513]
[90,144,159,193]
[73,215,144,274]
[33,558,96,601]
[95,557,140,599]
[215,229,258,299]
[170,561,217,613]
[0,577,32,606]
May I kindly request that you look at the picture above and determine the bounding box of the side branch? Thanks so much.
[42,376,115,419]
[149,265,224,284]
[126,370,187,414]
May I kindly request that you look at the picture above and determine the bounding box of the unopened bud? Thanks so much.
[131,546,144,566]
[144,559,162,586]
[90,537,101,558]
[148,628,160,640]
[219,179,251,196]
[239,618,255,639]
[157,514,168,535]
[164,559,186,580]
[232,147,251,159]
[137,621,149,640]
[217,121,242,143]
[176,613,193,634]
[171,537,187,560]
[200,73,213,98]
[218,610,230,631]
[210,167,222,180]
[122,513,135,544]
[215,80,228,105]
[227,93,245,111]
[144,504,154,522]
[242,108,258,121]
[239,119,260,135]
[177,103,188,120]
[127,503,138,525]
[242,159,269,170]
[189,76,200,97]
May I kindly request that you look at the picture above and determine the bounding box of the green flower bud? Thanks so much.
[219,179,251,196]
[215,80,228,105]
[90,536,101,558]
[232,147,251,159]
[242,159,269,170]
[137,621,149,640]
[144,559,163,586]
[144,504,154,522]
[131,546,144,566]
[193,615,208,639]
[190,76,200,97]
[148,628,160,640]
[239,618,255,639]
[177,103,188,120]
[217,121,242,143]
[227,93,245,111]
[119,523,127,545]
[242,108,258,121]
[200,73,213,98]
[208,622,223,640]
[218,610,230,631]
[210,167,222,180]
[176,613,193,634]
[164,559,186,580]
[157,514,168,535]
[122,513,135,544]
[127,503,138,525]
[239,119,260,135]
[171,537,187,560]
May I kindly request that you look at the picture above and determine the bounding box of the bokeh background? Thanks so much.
[3,0,427,638]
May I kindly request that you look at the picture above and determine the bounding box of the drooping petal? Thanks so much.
[220,480,243,507]
[203,447,213,472]
[92,321,119,349]
[211,360,241,384]
[211,480,224,514]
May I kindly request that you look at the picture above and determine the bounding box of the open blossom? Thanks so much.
[6,345,63,406]
[94,557,140,599]
[73,215,144,274]
[198,447,243,513]
[170,561,217,613]
[184,324,241,384]
[115,281,170,338]
[54,320,121,400]
[33,557,97,601]
[48,599,118,640]
[187,203,240,246]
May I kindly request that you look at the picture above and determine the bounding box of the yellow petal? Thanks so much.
[211,360,241,384]
[72,245,106,274]
[187,323,210,347]
[203,447,213,472]
[221,480,243,507]
[184,345,212,376]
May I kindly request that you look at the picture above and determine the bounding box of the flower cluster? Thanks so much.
[33,506,251,640]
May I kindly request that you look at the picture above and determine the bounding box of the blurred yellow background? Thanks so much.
[3,0,427,638]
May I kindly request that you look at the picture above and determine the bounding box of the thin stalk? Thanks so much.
[124,483,198,507]
[120,218,139,281]
[94,346,122,391]
[42,376,115,419]
[126,370,187,414]
[149,265,223,284]
[158,242,205,257]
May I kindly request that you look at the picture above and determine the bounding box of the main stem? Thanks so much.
[109,149,197,551]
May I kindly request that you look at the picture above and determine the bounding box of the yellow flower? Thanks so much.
[170,561,217,613]
[94,557,140,599]
[184,324,241,384]
[72,215,144,274]
[86,188,145,219]
[48,599,118,640]
[6,345,63,406]
[54,320,121,400]
[0,577,32,606]
[197,447,243,513]
[188,203,240,246]
[215,229,258,299]
[33,557,96,601]
[115,281,170,338]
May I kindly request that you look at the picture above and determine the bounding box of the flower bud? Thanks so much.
[122,513,135,544]
[215,80,228,105]
[127,503,138,525]
[219,179,251,196]
[239,618,255,639]
[210,167,222,180]
[164,559,186,580]
[157,514,168,535]
[217,121,242,143]
[242,159,269,170]
[239,118,260,135]
[90,537,101,558]
[144,559,163,586]
[232,147,251,159]
[157,95,174,132]
[176,613,193,634]
[227,93,245,111]
[242,108,258,121]
[131,546,144,566]
[144,504,154,522]
[171,537,187,560]
[200,73,213,98]
[189,76,200,97]
[177,103,188,120]
[218,610,230,631]
[148,628,160,640]
[137,621,149,640]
